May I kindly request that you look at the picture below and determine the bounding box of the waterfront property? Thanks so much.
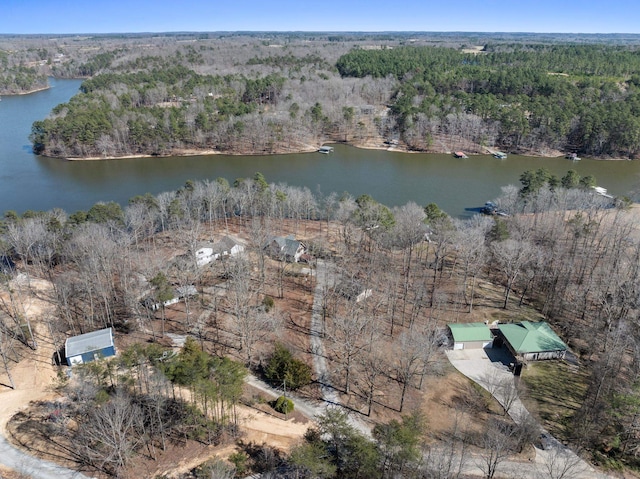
[265,235,307,262]
[448,322,494,350]
[454,151,468,158]
[496,321,567,361]
[493,151,508,159]
[65,327,116,365]
[195,236,245,266]
[318,146,334,154]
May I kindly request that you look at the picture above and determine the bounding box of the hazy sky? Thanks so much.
[3,0,639,34]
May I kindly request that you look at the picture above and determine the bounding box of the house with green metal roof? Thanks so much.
[497,321,567,361]
[448,322,494,350]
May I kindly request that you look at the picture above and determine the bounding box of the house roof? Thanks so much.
[498,321,567,354]
[176,285,197,297]
[196,242,216,251]
[212,235,238,254]
[448,323,493,342]
[267,235,302,258]
[65,327,114,357]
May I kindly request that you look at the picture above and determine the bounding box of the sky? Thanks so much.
[3,0,640,35]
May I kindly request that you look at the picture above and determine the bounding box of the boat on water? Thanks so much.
[592,186,613,199]
[318,146,334,154]
[480,201,510,216]
[565,152,581,161]
[454,151,468,158]
[493,151,508,159]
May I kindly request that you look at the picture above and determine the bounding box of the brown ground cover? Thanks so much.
[0,216,560,477]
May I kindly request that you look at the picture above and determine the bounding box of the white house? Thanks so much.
[195,242,217,266]
[195,236,245,266]
[144,285,198,311]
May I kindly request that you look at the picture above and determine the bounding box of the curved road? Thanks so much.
[446,348,614,479]
[0,434,93,479]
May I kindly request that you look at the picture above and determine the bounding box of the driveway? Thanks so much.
[245,260,371,439]
[446,347,528,421]
[446,347,613,479]
[310,260,371,437]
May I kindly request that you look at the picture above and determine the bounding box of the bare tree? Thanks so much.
[453,216,491,312]
[0,320,16,389]
[225,257,281,365]
[75,390,144,475]
[354,344,385,416]
[490,238,534,309]
[537,446,588,479]
[477,418,518,479]
[422,410,470,479]
[393,325,439,412]
[326,311,377,395]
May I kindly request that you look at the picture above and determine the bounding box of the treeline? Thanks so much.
[337,44,640,157]
[30,66,290,157]
[30,36,640,159]
[337,44,640,78]
[0,64,48,94]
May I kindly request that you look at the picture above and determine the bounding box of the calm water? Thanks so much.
[2,78,640,217]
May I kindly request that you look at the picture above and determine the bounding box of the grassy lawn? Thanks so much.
[518,361,589,441]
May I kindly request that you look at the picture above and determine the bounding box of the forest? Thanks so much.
[3,32,640,158]
[0,168,639,478]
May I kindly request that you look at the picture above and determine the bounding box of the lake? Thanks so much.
[2,78,640,218]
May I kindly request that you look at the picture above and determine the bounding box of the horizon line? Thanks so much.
[2,30,640,36]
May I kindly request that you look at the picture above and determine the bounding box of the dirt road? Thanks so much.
[310,260,372,437]
[0,276,94,478]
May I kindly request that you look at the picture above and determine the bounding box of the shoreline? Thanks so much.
[35,135,634,162]
[55,142,637,162]
[2,85,51,96]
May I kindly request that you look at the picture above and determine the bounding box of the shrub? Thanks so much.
[264,343,312,390]
[274,395,294,414]
[228,451,248,476]
[262,295,275,312]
